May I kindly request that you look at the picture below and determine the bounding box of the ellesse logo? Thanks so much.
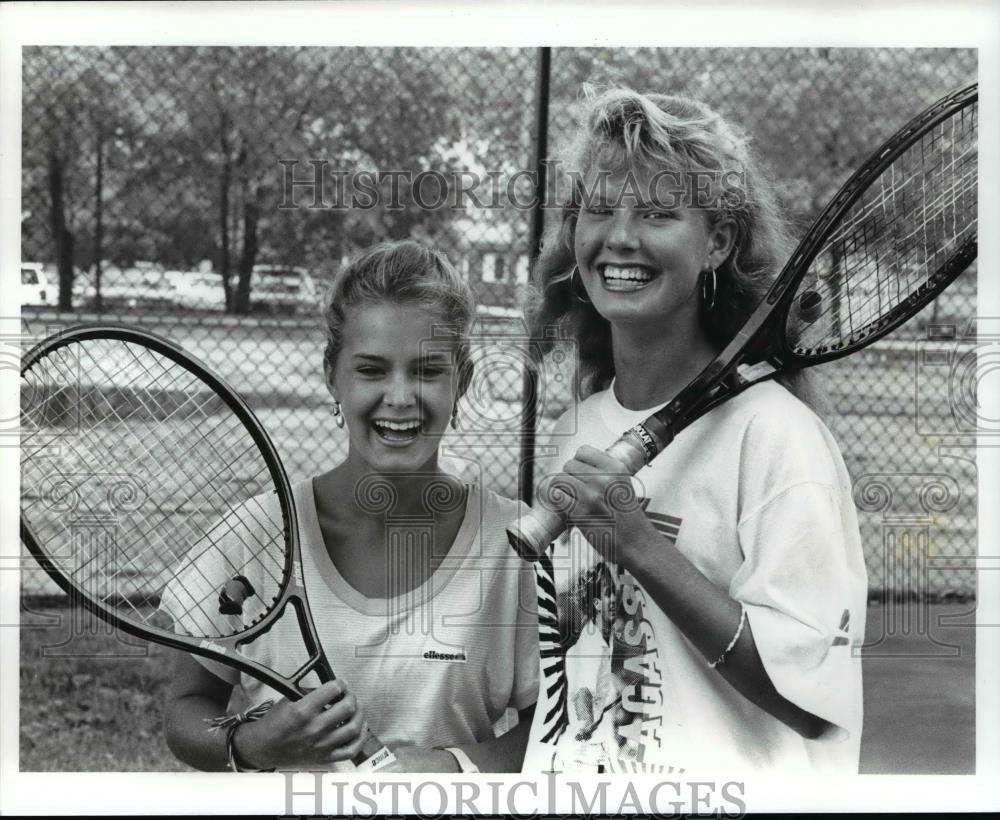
[423,649,467,663]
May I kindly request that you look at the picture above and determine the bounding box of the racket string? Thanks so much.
[27,346,261,535]
[26,439,283,624]
[178,493,288,631]
[831,164,974,324]
[787,100,977,353]
[21,337,290,636]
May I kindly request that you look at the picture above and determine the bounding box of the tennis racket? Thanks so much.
[509,82,978,559]
[19,324,395,771]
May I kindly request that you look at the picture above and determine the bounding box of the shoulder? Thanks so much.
[725,381,850,507]
[478,486,530,526]
[543,388,613,462]
[476,487,536,562]
[549,389,606,438]
[291,477,315,504]
[216,483,287,533]
[711,380,834,445]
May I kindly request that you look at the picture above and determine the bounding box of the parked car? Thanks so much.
[171,271,226,311]
[21,263,49,306]
[80,266,178,310]
[247,265,318,314]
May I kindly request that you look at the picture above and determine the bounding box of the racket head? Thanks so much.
[775,83,977,364]
[20,325,305,682]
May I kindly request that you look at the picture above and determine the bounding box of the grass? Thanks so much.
[19,606,186,772]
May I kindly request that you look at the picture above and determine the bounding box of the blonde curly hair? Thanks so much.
[528,87,817,405]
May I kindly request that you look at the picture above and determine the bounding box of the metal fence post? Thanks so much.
[518,46,551,506]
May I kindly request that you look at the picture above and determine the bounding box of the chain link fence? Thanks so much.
[19,46,977,599]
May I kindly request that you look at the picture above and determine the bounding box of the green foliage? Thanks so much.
[20,47,975,310]
[548,47,977,223]
[20,46,540,309]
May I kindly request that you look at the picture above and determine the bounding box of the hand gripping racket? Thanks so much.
[20,325,396,771]
[509,82,978,559]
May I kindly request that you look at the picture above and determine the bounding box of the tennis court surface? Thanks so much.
[860,601,974,774]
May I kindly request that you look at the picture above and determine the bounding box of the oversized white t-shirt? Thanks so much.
[160,478,539,769]
[521,380,868,776]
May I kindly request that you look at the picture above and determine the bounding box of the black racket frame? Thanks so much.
[20,323,335,701]
[640,83,978,458]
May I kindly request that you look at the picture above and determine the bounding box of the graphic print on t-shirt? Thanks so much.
[533,500,683,773]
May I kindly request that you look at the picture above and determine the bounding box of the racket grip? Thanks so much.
[506,426,653,560]
[309,661,395,771]
[351,729,396,771]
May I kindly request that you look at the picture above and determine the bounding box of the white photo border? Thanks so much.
[1,0,998,814]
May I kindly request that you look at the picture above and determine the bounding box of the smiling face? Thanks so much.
[327,302,461,475]
[573,163,734,338]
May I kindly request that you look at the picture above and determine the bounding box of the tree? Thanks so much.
[22,48,108,308]
[547,47,976,226]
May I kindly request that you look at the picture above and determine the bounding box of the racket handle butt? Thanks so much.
[352,731,396,772]
[506,428,650,560]
[506,508,565,560]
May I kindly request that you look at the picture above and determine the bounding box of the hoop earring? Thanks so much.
[570,266,591,304]
[700,267,717,312]
[333,399,345,429]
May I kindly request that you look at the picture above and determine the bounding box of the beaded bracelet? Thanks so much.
[204,699,275,773]
[708,604,746,669]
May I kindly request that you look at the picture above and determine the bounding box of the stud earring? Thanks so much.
[333,399,345,429]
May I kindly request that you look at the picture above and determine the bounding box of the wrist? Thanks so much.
[230,720,272,772]
[615,513,662,576]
